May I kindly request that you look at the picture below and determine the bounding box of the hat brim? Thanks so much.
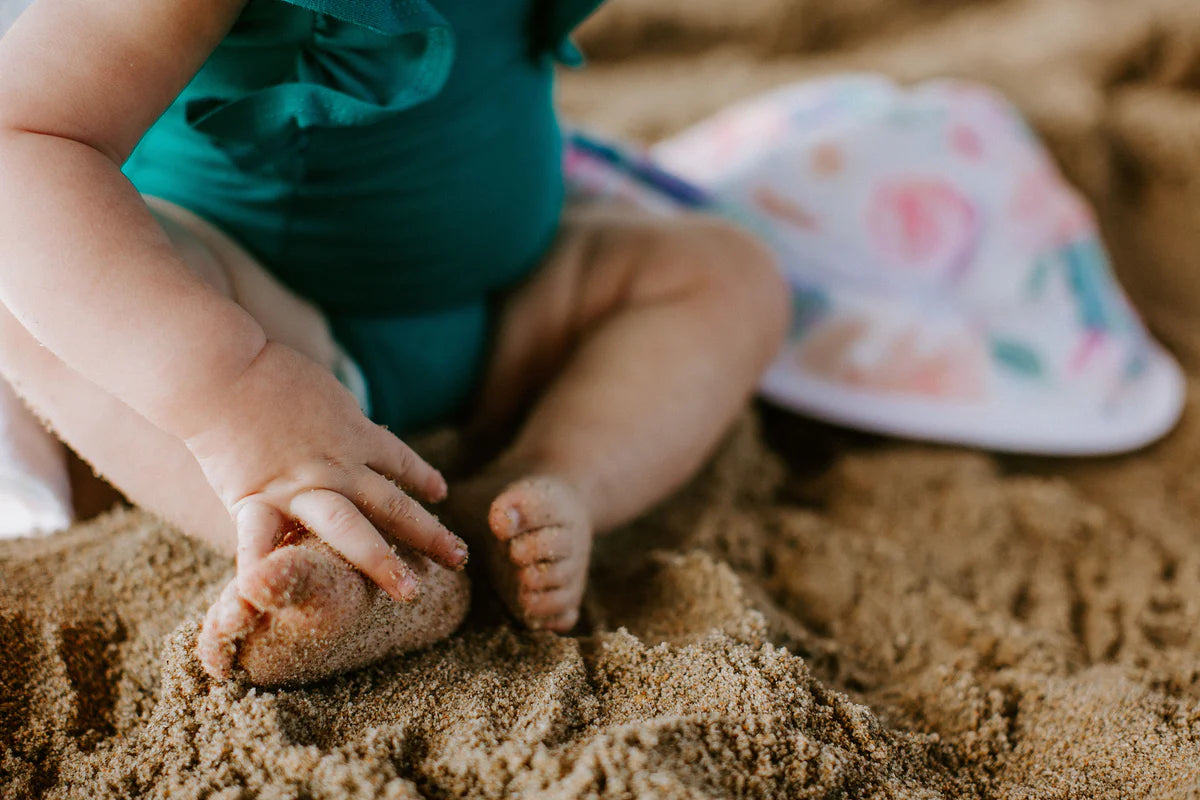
[760,341,1185,456]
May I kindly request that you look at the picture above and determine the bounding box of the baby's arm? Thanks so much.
[0,0,466,597]
[0,0,260,436]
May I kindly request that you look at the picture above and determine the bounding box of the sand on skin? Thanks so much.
[4,0,1200,796]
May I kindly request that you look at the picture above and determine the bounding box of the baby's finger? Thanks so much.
[367,430,447,504]
[289,489,418,603]
[233,500,284,590]
[355,470,468,570]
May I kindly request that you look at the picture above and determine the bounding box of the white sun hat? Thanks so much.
[566,74,1184,455]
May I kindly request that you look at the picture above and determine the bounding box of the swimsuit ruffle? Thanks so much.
[183,0,455,153]
[537,0,603,67]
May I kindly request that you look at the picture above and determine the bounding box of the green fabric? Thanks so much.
[124,0,602,433]
[329,304,491,434]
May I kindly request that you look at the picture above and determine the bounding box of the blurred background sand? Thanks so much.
[3,0,1200,796]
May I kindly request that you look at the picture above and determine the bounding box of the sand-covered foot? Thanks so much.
[197,534,470,686]
[450,474,592,631]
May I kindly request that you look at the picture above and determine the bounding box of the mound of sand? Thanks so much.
[4,0,1200,796]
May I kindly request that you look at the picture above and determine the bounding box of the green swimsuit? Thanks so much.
[124,0,602,432]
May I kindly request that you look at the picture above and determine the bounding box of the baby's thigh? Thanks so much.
[142,196,339,372]
[478,203,778,410]
[504,203,776,335]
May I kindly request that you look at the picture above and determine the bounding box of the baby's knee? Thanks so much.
[659,217,791,349]
[575,210,790,353]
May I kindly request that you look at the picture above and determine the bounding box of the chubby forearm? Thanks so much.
[0,127,266,439]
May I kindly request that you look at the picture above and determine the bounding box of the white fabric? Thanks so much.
[331,341,373,419]
[0,380,72,538]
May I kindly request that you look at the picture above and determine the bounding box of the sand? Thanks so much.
[4,0,1200,796]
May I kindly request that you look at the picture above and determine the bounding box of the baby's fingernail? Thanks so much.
[430,474,448,501]
[505,507,521,533]
[393,575,419,602]
[452,541,469,566]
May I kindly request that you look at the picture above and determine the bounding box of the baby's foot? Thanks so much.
[196,532,469,686]
[449,474,592,632]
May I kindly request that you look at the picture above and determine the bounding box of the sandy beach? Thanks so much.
[3,0,1200,796]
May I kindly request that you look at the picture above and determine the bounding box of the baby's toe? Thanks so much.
[528,607,580,633]
[508,527,576,566]
[519,586,579,619]
[517,560,574,592]
[487,477,584,541]
[197,580,261,681]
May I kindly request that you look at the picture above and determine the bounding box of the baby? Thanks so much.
[0,0,788,685]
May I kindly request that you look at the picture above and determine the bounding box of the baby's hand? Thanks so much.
[183,342,467,602]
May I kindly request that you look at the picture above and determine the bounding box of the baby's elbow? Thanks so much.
[0,120,125,167]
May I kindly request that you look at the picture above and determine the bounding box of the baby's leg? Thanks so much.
[0,197,468,685]
[450,205,790,630]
